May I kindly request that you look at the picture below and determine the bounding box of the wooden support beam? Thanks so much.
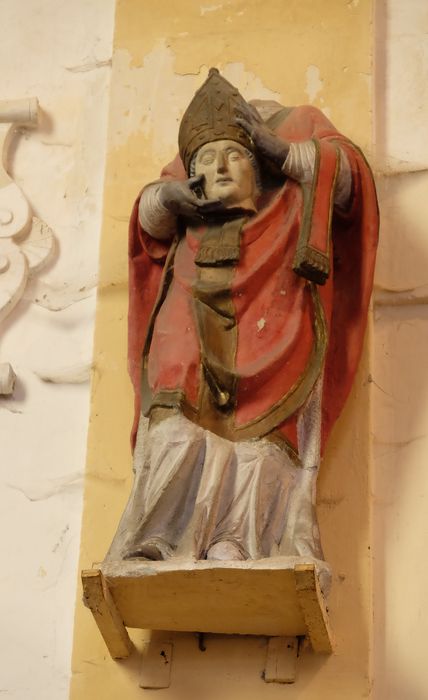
[294,563,333,654]
[264,636,298,683]
[140,641,173,689]
[82,568,133,659]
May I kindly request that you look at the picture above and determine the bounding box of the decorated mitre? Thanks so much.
[178,68,252,173]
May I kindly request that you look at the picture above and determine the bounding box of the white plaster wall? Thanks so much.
[1,2,426,698]
[0,2,115,699]
[373,1,428,698]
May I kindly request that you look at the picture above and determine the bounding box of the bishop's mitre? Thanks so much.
[178,67,253,173]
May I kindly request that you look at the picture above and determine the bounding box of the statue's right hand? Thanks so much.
[158,175,224,220]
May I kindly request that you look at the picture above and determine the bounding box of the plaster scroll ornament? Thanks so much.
[106,69,379,592]
[0,98,55,394]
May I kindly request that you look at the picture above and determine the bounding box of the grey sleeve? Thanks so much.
[138,183,177,240]
[282,141,352,209]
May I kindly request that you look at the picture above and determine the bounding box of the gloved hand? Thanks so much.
[159,174,227,220]
[235,102,290,169]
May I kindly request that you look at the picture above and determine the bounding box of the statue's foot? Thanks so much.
[206,540,246,561]
[123,537,173,561]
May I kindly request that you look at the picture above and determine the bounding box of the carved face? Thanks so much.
[194,139,258,209]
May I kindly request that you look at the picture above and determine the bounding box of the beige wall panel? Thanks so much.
[373,305,428,700]
[375,172,428,294]
[375,0,428,168]
[373,6,428,696]
[70,1,375,698]
[374,0,428,294]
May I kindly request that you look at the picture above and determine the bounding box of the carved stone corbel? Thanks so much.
[0,362,16,395]
[0,98,55,394]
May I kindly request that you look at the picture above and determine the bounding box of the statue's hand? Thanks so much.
[235,102,289,169]
[159,175,226,220]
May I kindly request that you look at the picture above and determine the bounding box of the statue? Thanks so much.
[106,69,378,584]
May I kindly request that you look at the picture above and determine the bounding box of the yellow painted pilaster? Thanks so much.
[70,1,375,697]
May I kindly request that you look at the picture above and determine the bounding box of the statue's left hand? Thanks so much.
[235,102,289,169]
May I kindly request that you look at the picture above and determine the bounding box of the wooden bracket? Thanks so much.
[264,636,298,684]
[81,569,133,659]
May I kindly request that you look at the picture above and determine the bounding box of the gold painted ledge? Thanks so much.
[82,558,333,659]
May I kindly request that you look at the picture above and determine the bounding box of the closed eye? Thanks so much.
[228,151,242,161]
[199,150,216,165]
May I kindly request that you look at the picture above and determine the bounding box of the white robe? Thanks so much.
[107,377,325,565]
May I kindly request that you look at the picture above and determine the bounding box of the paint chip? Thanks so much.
[305,65,323,103]
[200,4,223,16]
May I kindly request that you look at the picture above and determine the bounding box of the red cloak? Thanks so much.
[127,105,378,456]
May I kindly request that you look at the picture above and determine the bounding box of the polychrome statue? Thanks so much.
[107,69,378,580]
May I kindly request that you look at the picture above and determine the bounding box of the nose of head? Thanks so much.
[216,151,227,173]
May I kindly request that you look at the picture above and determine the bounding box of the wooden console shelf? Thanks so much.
[82,558,333,659]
